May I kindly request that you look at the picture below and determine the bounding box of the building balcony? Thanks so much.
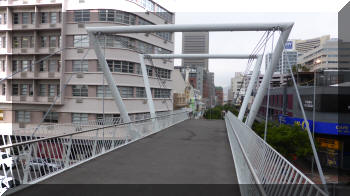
[37,47,60,54]
[12,24,36,30]
[37,23,62,30]
[10,95,62,104]
[12,48,35,54]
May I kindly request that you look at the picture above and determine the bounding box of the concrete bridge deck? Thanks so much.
[13,119,239,195]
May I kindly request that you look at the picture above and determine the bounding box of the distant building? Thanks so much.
[181,32,215,108]
[265,41,298,74]
[215,86,223,106]
[294,35,330,56]
[255,71,350,169]
[298,38,339,71]
[182,32,209,70]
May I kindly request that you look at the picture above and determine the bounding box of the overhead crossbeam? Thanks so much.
[86,22,294,130]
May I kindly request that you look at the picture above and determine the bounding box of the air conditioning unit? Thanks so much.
[47,125,55,130]
[144,33,149,37]
[49,48,56,53]
[22,25,27,29]
[163,40,167,44]
[164,21,168,24]
[78,23,85,28]
[49,23,56,28]
[77,48,84,53]
[20,95,26,101]
[48,72,55,77]
[21,49,27,53]
[21,72,27,78]
[76,98,83,103]
[162,99,166,103]
[48,97,54,102]
[145,11,150,15]
[142,99,147,104]
[50,0,56,3]
[19,123,26,128]
[163,59,167,64]
[76,72,84,78]
[22,0,28,4]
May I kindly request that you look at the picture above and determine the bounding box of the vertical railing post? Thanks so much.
[64,136,73,167]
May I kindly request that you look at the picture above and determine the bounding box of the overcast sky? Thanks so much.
[155,0,348,89]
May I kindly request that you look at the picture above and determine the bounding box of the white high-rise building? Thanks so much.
[0,0,175,136]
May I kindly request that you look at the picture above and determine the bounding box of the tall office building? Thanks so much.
[0,0,175,136]
[265,43,298,74]
[182,32,209,70]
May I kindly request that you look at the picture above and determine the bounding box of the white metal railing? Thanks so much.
[0,110,189,194]
[225,111,327,196]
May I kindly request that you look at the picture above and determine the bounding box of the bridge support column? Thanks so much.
[246,26,293,127]
[238,55,263,121]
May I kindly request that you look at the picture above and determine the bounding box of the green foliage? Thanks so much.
[204,104,239,119]
[252,121,313,159]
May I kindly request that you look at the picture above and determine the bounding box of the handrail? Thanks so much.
[226,117,267,196]
[0,110,189,150]
[225,111,328,196]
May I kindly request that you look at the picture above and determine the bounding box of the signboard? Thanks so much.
[0,110,3,120]
[317,137,340,150]
[279,115,350,135]
[284,41,294,50]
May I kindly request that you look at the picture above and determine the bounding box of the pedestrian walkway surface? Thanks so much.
[13,119,240,195]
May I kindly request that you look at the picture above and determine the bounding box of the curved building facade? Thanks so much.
[0,0,174,136]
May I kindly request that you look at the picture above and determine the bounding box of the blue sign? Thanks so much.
[279,115,350,136]
[285,41,293,50]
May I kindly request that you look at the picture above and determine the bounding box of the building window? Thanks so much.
[50,12,57,24]
[72,60,88,72]
[3,13,6,24]
[41,12,48,23]
[16,111,30,123]
[20,84,27,96]
[13,13,19,24]
[29,84,33,96]
[155,68,171,79]
[153,88,171,98]
[39,61,45,72]
[12,84,18,95]
[72,85,88,97]
[96,114,119,123]
[48,84,56,97]
[39,84,46,96]
[48,60,57,72]
[119,86,134,98]
[40,36,47,47]
[74,10,90,22]
[73,35,89,48]
[12,60,19,72]
[31,12,35,24]
[22,60,32,72]
[136,87,146,98]
[21,36,32,48]
[147,66,153,76]
[72,113,88,124]
[43,112,58,123]
[2,84,5,96]
[13,37,19,48]
[106,60,135,73]
[22,12,29,24]
[49,36,57,47]
[96,86,112,97]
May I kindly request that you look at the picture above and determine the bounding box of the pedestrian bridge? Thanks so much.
[2,111,327,196]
